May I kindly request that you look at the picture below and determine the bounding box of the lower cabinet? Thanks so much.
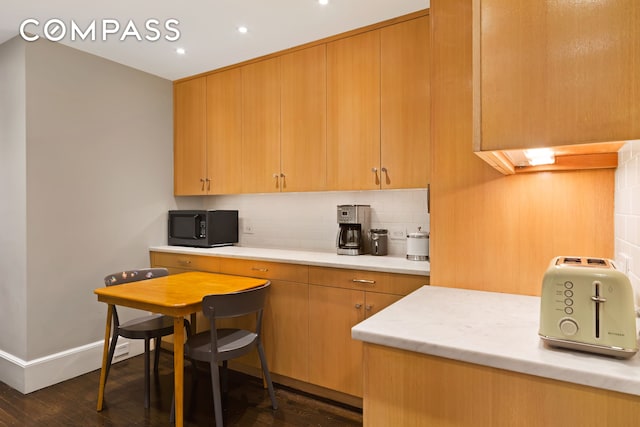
[149,251,427,402]
[308,267,425,397]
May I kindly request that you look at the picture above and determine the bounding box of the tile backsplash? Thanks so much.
[205,188,429,256]
[615,140,640,307]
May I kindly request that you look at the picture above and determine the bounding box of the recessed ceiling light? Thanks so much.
[176,47,186,55]
[237,26,248,34]
[318,0,329,5]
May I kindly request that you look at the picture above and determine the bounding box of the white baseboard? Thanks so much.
[0,338,145,394]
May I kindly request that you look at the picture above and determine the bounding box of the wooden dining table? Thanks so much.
[94,271,269,427]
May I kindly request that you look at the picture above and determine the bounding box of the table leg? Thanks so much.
[173,317,185,427]
[97,304,113,411]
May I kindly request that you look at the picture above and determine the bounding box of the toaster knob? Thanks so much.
[559,318,579,336]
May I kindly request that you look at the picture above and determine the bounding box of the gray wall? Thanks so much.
[0,37,201,371]
[0,38,28,360]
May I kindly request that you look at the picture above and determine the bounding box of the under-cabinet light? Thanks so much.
[524,148,555,166]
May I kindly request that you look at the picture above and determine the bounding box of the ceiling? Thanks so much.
[0,0,429,81]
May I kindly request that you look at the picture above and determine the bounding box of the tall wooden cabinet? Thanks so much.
[326,16,430,191]
[173,10,430,194]
[380,16,431,188]
[174,77,207,195]
[327,31,381,191]
[206,69,242,194]
[241,58,282,193]
[173,71,243,195]
[280,45,328,192]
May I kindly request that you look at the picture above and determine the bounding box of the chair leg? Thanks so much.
[210,359,224,427]
[104,332,119,386]
[153,337,161,375]
[257,341,278,410]
[144,338,151,409]
[221,360,229,393]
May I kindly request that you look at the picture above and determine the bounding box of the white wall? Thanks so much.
[615,140,640,307]
[205,188,429,256]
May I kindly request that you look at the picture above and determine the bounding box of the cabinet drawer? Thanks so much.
[308,266,427,295]
[219,258,308,283]
[150,251,221,273]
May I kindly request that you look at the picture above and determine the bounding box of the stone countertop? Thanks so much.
[149,245,430,276]
[352,285,640,396]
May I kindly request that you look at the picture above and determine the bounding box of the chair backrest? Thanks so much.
[103,268,169,328]
[202,283,270,320]
[104,268,169,287]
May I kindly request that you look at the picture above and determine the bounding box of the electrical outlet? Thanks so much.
[113,342,129,359]
[243,221,254,234]
[619,253,631,275]
[389,227,405,240]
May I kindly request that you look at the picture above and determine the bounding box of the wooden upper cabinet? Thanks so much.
[327,31,381,191]
[380,16,430,189]
[241,57,282,194]
[474,0,640,152]
[280,45,327,192]
[206,69,242,194]
[174,77,207,195]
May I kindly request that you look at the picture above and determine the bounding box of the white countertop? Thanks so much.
[149,245,429,276]
[352,285,640,396]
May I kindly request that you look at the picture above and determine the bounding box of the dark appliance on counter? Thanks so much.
[337,205,370,255]
[168,210,238,248]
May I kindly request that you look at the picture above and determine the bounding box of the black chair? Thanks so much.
[172,282,277,426]
[103,268,190,408]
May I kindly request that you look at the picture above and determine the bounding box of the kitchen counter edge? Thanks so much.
[352,285,640,397]
[149,245,430,276]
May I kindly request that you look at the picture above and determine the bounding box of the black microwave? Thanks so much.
[168,210,238,248]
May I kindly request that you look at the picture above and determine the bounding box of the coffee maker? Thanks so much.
[336,205,370,255]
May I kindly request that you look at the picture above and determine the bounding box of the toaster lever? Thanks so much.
[590,296,607,303]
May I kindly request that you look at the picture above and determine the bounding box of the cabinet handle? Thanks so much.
[178,259,192,266]
[366,305,373,311]
[352,279,376,285]
[200,178,205,191]
[205,178,211,191]
[251,267,269,272]
[372,167,379,185]
[355,303,363,309]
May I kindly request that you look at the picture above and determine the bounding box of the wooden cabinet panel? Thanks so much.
[174,77,207,195]
[280,45,327,192]
[262,280,309,380]
[475,0,640,152]
[364,292,402,318]
[380,16,431,189]
[206,69,242,194]
[327,31,381,190]
[308,266,427,295]
[308,285,364,397]
[150,251,221,273]
[219,258,308,283]
[241,58,281,193]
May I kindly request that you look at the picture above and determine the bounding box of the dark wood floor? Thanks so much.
[0,350,363,426]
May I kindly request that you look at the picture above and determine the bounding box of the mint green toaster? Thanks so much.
[538,256,638,358]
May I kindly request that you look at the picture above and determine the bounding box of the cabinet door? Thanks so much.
[280,45,327,192]
[476,0,640,151]
[241,58,281,193]
[174,77,207,195]
[327,31,381,191]
[380,16,430,189]
[262,280,309,381]
[309,285,364,397]
[206,69,242,194]
[365,292,402,318]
